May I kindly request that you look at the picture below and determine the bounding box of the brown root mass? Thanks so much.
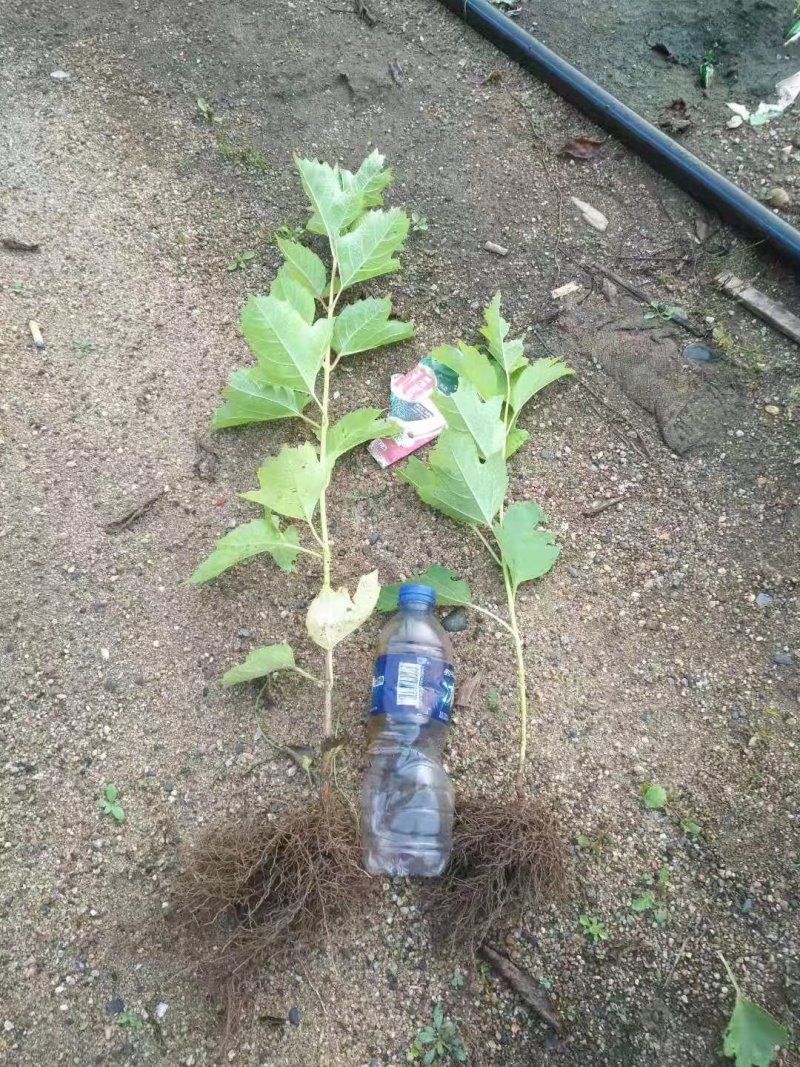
[425,796,569,950]
[173,795,374,982]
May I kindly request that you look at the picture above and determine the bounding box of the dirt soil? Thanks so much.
[1,1,799,1065]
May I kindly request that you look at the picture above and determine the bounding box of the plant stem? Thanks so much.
[501,563,528,795]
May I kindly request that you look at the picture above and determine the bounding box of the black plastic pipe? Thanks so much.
[439,0,800,271]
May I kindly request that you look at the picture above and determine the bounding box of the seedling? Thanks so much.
[274,221,307,244]
[410,212,429,233]
[485,687,500,714]
[680,817,701,839]
[576,831,607,858]
[117,1012,143,1030]
[719,954,787,1067]
[406,1005,467,1064]
[579,915,608,944]
[539,975,553,990]
[195,96,220,124]
[71,338,97,355]
[380,296,572,791]
[102,784,125,824]
[226,250,256,272]
[644,299,683,323]
[11,280,26,295]
[181,153,414,973]
[451,968,466,992]
[643,783,668,810]
[632,865,671,923]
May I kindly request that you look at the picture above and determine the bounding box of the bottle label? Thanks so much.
[370,654,455,723]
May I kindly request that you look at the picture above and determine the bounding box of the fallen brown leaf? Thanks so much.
[560,136,605,161]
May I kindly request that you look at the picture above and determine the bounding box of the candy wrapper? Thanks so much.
[369,358,457,469]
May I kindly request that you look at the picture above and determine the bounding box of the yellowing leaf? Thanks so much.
[510,358,573,417]
[241,443,328,523]
[434,381,506,459]
[213,369,311,429]
[480,292,526,375]
[335,208,409,290]
[402,431,507,527]
[326,408,399,466]
[242,295,332,395]
[427,343,505,401]
[222,643,296,686]
[332,297,413,357]
[191,516,300,584]
[276,238,327,298]
[378,565,472,612]
[492,502,560,592]
[306,570,380,650]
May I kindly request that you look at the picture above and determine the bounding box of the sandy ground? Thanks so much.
[1,1,799,1064]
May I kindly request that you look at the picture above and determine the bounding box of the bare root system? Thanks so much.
[172,795,374,982]
[425,796,569,950]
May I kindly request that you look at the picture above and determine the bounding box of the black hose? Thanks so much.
[438,0,800,270]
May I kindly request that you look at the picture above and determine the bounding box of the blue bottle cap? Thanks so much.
[398,582,436,608]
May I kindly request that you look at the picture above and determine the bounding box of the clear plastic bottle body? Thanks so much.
[361,589,455,877]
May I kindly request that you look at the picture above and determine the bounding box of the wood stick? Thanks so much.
[478,945,561,1032]
[716,271,800,345]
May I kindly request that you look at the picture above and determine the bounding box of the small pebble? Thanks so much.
[755,592,773,608]
[683,342,721,364]
[155,1002,168,1020]
[50,70,71,80]
[741,898,754,914]
[540,448,556,460]
[105,998,125,1016]
[773,651,794,667]
[288,1007,301,1027]
[765,404,780,416]
[765,187,790,209]
[442,607,468,633]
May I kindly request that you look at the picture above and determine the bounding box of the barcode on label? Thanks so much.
[396,661,422,707]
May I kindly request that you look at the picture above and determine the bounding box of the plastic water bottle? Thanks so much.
[361,583,455,877]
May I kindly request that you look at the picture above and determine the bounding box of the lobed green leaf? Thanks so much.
[241,442,328,523]
[191,516,300,584]
[242,294,332,395]
[332,297,413,357]
[434,381,506,460]
[296,157,364,240]
[270,264,316,322]
[377,564,473,612]
[492,501,560,593]
[505,426,529,458]
[480,292,526,376]
[336,208,409,291]
[723,994,788,1067]
[427,342,505,401]
[222,643,296,686]
[402,431,507,528]
[509,358,573,418]
[213,368,311,429]
[276,238,328,298]
[326,408,399,467]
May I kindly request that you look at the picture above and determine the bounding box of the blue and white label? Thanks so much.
[370,654,455,724]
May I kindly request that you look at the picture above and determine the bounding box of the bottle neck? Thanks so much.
[399,598,433,615]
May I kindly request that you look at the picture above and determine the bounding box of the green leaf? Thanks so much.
[342,150,393,207]
[505,426,529,458]
[110,804,125,823]
[492,501,560,593]
[326,408,399,466]
[241,443,328,523]
[632,892,655,913]
[724,995,788,1067]
[418,1029,436,1045]
[433,1005,444,1028]
[222,643,296,686]
[104,784,118,803]
[213,368,311,429]
[336,208,409,290]
[480,292,526,375]
[643,784,668,810]
[377,564,473,612]
[434,381,506,459]
[295,157,364,240]
[402,431,507,528]
[191,516,300,584]
[306,570,380,650]
[276,238,327,298]
[427,343,505,401]
[242,294,332,394]
[270,264,316,323]
[509,358,573,417]
[332,297,413,357]
[423,1051,435,1066]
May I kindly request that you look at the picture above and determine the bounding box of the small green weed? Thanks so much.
[226,250,256,272]
[642,783,668,810]
[632,865,671,924]
[485,688,500,714]
[196,96,222,124]
[407,1005,467,1064]
[451,968,466,992]
[218,137,269,171]
[71,338,98,356]
[713,323,765,373]
[102,783,125,824]
[644,300,684,323]
[11,280,26,295]
[274,221,307,243]
[576,831,608,858]
[117,1012,143,1030]
[410,212,429,234]
[579,915,608,944]
[539,975,553,990]
[680,817,701,839]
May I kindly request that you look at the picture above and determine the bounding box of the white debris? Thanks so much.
[570,197,608,232]
[50,70,71,80]
[727,70,800,127]
[551,281,581,299]
[155,1002,168,1020]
